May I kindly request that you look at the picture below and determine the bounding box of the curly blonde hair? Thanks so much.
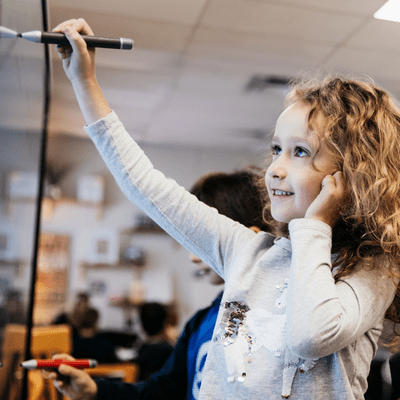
[285,75,400,348]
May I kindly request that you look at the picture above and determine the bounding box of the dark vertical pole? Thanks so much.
[20,0,51,398]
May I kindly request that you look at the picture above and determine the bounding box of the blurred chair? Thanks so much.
[0,324,71,400]
[28,370,45,400]
[30,324,72,400]
[85,362,139,383]
[0,324,26,400]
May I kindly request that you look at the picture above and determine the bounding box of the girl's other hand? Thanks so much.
[44,353,98,400]
[52,18,96,85]
[305,171,348,228]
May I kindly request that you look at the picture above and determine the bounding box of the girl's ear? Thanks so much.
[249,226,261,233]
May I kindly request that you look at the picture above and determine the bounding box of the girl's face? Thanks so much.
[265,103,337,223]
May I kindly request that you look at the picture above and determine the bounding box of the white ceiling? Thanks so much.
[38,0,400,149]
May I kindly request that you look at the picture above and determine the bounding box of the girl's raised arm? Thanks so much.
[51,19,259,279]
[52,19,112,125]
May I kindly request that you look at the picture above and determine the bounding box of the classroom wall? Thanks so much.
[1,130,269,332]
[0,130,41,309]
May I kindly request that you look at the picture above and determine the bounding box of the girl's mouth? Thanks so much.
[272,189,294,196]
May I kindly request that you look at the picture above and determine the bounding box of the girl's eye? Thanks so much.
[294,147,309,157]
[271,145,281,155]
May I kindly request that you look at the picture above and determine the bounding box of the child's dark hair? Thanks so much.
[140,302,169,337]
[80,308,99,329]
[190,167,276,234]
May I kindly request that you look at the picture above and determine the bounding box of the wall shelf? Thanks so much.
[0,259,25,277]
[41,197,105,220]
[5,196,105,220]
[79,261,145,279]
[80,262,144,269]
[121,226,167,235]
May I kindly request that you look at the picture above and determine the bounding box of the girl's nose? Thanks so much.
[267,158,287,180]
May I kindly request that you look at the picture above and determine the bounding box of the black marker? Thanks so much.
[19,31,133,50]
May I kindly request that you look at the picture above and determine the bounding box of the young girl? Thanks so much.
[50,19,400,399]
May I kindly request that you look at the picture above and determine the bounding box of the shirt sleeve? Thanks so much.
[84,111,256,279]
[94,304,215,400]
[95,360,186,400]
[95,345,188,400]
[285,218,397,359]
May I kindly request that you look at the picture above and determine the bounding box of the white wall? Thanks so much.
[2,131,269,332]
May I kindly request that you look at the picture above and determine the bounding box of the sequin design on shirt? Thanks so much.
[215,278,318,398]
[214,301,250,383]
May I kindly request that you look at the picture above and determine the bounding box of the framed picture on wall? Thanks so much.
[88,230,118,265]
[76,174,105,204]
[7,171,39,200]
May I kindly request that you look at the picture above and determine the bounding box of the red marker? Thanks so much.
[20,359,98,369]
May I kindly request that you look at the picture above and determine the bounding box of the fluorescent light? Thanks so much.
[374,0,400,23]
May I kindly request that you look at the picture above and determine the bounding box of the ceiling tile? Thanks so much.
[50,5,192,53]
[177,56,295,96]
[248,0,387,16]
[322,46,400,87]
[188,28,334,67]
[146,86,285,140]
[346,18,400,54]
[49,0,208,25]
[202,0,364,45]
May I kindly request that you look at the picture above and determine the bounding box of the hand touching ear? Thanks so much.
[305,171,348,227]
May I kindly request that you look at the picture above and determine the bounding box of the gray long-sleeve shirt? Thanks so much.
[85,111,397,399]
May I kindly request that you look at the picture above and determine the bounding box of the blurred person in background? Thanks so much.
[72,307,118,364]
